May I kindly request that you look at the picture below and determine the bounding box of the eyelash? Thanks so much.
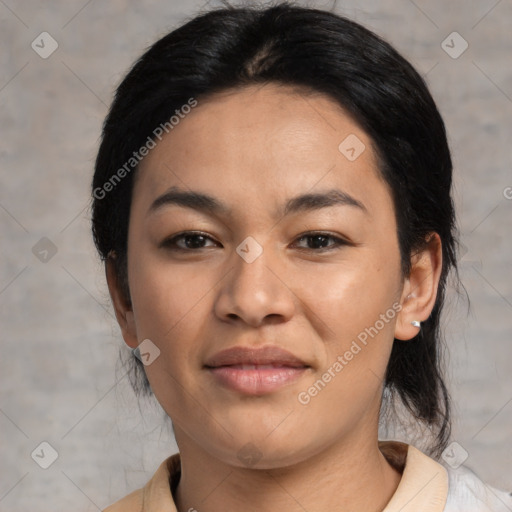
[161,231,350,252]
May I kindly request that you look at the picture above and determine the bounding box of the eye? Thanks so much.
[161,231,220,250]
[292,232,349,251]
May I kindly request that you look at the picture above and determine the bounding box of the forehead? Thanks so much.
[133,84,389,218]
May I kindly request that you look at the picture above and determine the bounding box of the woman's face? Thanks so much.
[118,84,410,468]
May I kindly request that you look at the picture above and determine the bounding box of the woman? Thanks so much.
[91,3,512,511]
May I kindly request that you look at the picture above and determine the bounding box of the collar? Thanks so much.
[104,441,448,511]
[380,441,448,511]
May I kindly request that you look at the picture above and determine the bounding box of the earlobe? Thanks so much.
[394,233,443,341]
[105,252,139,349]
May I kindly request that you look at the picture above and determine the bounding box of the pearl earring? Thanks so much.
[411,320,421,328]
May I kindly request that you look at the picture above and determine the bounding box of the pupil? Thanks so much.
[186,235,205,248]
[310,235,328,248]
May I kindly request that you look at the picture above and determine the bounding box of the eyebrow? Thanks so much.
[148,186,230,217]
[282,189,367,216]
[147,186,367,218]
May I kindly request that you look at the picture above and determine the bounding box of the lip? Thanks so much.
[205,346,310,395]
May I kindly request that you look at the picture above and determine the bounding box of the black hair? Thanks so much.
[91,1,458,458]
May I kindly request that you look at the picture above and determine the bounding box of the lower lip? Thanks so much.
[207,366,308,395]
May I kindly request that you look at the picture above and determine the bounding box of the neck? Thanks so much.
[174,431,402,512]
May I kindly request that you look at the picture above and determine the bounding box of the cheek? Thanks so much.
[128,251,215,354]
[127,256,215,413]
[296,254,401,344]
[295,248,402,408]
[293,267,399,434]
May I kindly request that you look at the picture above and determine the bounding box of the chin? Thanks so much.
[202,426,321,471]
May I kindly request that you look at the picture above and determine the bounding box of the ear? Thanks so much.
[394,233,443,341]
[105,252,139,349]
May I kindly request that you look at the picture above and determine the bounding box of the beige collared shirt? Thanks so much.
[103,441,512,512]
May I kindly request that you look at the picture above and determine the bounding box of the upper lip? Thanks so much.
[204,346,309,368]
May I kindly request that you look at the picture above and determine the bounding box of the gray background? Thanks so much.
[1,0,511,510]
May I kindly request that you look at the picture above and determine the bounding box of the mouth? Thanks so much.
[204,346,310,395]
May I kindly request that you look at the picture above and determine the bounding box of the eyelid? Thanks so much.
[160,230,352,252]
[291,231,353,251]
[160,230,220,249]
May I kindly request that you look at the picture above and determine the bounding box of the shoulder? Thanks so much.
[102,488,143,512]
[382,441,512,512]
[102,453,181,511]
[442,463,512,512]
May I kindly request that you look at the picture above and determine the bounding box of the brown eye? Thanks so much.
[162,232,219,250]
[293,232,348,251]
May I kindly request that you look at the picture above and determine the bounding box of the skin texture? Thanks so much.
[106,83,443,512]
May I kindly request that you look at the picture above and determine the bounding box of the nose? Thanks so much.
[214,241,296,327]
